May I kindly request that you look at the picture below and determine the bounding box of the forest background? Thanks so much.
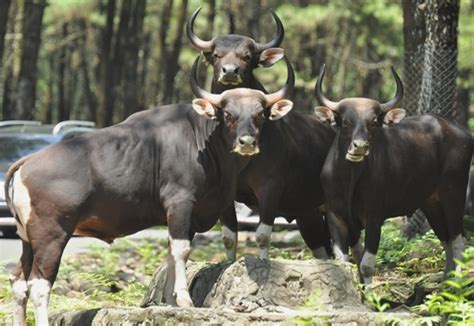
[0,0,472,127]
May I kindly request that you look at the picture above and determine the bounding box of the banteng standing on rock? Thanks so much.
[188,7,336,261]
[4,55,295,325]
[314,65,472,284]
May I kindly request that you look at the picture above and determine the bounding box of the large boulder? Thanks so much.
[142,257,363,312]
[50,257,417,325]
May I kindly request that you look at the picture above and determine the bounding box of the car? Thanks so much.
[0,120,95,237]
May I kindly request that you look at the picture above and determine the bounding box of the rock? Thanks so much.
[50,305,416,325]
[142,256,363,311]
[50,257,418,325]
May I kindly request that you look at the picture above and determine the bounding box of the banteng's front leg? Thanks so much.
[256,180,283,260]
[166,201,194,307]
[326,212,350,261]
[360,221,382,284]
[220,205,238,261]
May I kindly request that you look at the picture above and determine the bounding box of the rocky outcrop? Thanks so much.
[50,305,415,325]
[142,257,363,311]
[50,257,417,325]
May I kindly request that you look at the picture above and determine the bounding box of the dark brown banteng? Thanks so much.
[187,7,285,93]
[5,56,295,325]
[188,7,335,260]
[314,65,472,283]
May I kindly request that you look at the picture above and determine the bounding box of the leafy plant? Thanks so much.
[413,248,474,325]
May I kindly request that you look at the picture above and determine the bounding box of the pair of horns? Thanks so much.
[190,55,294,106]
[187,7,284,53]
[315,65,404,112]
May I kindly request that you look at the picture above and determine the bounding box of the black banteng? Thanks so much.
[187,7,285,93]
[187,7,336,260]
[5,56,295,325]
[314,65,472,283]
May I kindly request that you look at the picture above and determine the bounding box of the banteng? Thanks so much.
[314,65,472,283]
[187,7,285,93]
[188,7,336,260]
[5,56,295,325]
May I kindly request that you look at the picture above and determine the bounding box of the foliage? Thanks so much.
[377,221,445,275]
[414,248,474,325]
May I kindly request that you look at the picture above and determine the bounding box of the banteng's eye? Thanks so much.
[242,53,252,61]
[342,118,350,127]
[224,111,233,120]
[213,52,222,59]
[369,117,378,128]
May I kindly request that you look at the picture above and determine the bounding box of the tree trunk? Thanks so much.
[402,0,460,239]
[97,0,116,127]
[77,17,97,122]
[123,0,146,119]
[0,0,12,73]
[161,0,188,104]
[1,0,17,120]
[155,0,173,105]
[14,0,47,120]
[58,22,69,122]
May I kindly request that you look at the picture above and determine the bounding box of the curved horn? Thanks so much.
[264,55,295,105]
[254,9,284,52]
[187,7,213,52]
[381,66,404,112]
[315,64,338,110]
[190,56,221,106]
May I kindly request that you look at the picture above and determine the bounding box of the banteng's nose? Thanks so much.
[239,135,256,147]
[352,139,369,150]
[222,64,240,75]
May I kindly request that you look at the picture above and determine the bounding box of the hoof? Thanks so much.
[175,291,194,308]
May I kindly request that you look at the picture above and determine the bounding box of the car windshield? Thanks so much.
[0,135,61,175]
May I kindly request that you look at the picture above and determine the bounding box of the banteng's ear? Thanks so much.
[314,106,336,125]
[202,51,213,65]
[192,99,217,119]
[259,48,285,68]
[269,100,293,120]
[383,108,406,126]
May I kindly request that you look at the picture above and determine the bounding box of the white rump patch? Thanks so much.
[11,167,32,242]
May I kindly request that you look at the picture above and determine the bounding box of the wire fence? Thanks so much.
[402,41,458,238]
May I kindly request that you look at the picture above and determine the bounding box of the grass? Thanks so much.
[0,218,472,324]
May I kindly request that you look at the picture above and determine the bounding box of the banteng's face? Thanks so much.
[314,100,406,162]
[313,65,405,163]
[187,7,285,89]
[193,90,293,156]
[190,54,295,156]
[203,36,284,88]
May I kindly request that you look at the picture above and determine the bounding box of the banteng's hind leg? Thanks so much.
[220,205,238,261]
[10,240,33,326]
[296,212,330,259]
[166,201,194,307]
[26,219,73,326]
[440,183,466,274]
[421,192,464,278]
